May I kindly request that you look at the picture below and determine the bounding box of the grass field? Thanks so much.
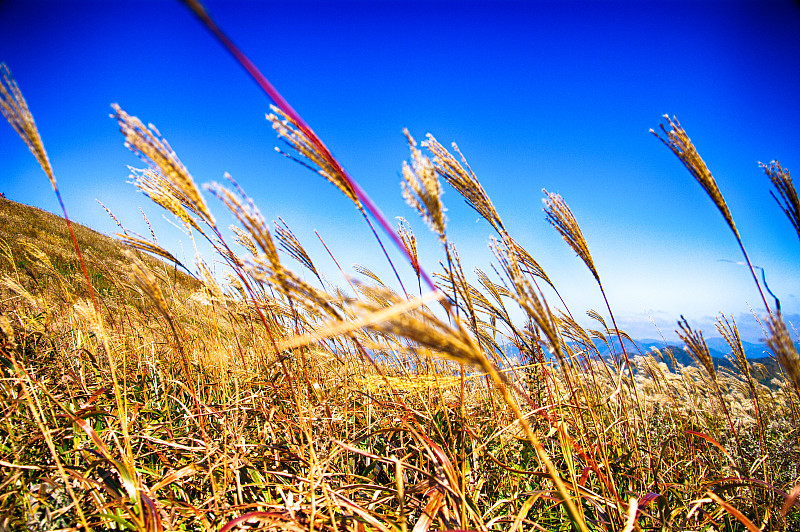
[2,8,800,530]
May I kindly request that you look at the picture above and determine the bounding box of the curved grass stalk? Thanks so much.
[652,115,771,315]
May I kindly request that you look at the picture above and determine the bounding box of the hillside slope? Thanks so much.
[0,195,197,297]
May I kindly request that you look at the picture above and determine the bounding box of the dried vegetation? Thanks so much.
[1,6,800,530]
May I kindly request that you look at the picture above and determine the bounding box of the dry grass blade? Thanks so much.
[620,497,639,532]
[112,104,214,226]
[219,511,307,532]
[0,63,55,189]
[402,129,446,241]
[542,190,598,282]
[761,160,800,242]
[651,115,738,238]
[424,133,505,235]
[707,491,762,532]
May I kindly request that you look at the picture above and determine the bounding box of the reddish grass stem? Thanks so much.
[182,0,431,296]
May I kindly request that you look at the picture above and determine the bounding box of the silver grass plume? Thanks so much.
[267,105,362,211]
[424,134,505,236]
[125,249,170,320]
[716,314,751,384]
[653,115,771,314]
[353,264,388,288]
[0,63,55,189]
[767,313,800,403]
[542,190,599,282]
[504,235,553,287]
[401,129,446,241]
[761,160,800,243]
[652,115,738,239]
[231,225,258,256]
[274,217,322,284]
[116,234,189,273]
[112,105,214,227]
[489,237,564,364]
[396,218,421,280]
[677,316,716,381]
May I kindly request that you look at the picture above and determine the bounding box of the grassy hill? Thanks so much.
[0,195,197,297]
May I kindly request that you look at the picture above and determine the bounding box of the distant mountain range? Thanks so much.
[586,337,789,388]
[500,336,790,389]
[590,336,776,361]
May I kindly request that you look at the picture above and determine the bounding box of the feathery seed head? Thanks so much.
[396,218,420,278]
[677,316,716,380]
[267,105,362,211]
[0,275,39,309]
[716,313,751,383]
[359,285,485,368]
[129,167,203,233]
[424,134,505,235]
[542,190,598,282]
[767,313,800,402]
[117,233,187,272]
[0,314,17,355]
[761,160,800,242]
[401,129,447,241]
[125,250,170,319]
[504,235,553,287]
[490,236,563,362]
[97,200,125,233]
[353,264,388,288]
[113,105,214,226]
[231,225,258,256]
[652,115,739,238]
[0,63,56,189]
[206,178,277,264]
[274,217,321,282]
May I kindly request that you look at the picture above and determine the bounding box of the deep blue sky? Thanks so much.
[1,0,799,342]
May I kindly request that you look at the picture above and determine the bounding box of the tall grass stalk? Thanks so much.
[652,116,771,315]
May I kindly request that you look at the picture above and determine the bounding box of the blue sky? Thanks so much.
[1,0,799,342]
